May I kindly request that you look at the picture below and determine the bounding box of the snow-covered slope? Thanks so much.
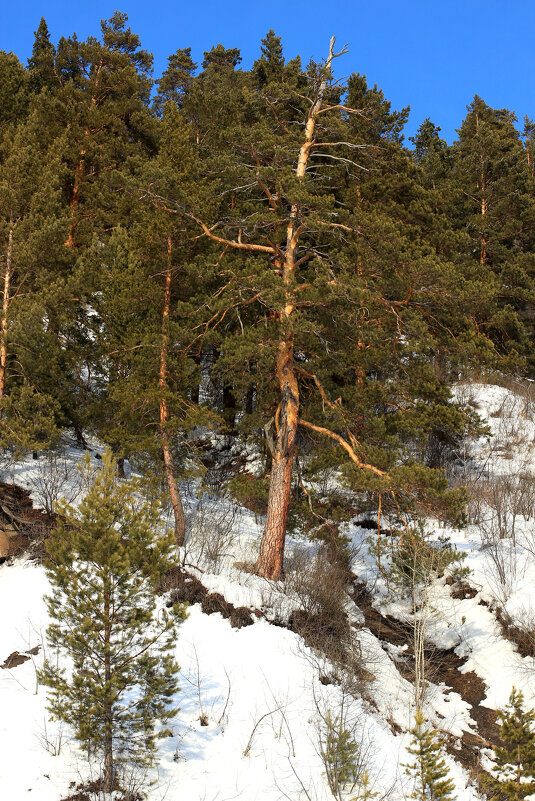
[2,380,535,800]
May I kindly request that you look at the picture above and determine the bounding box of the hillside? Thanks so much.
[3,14,535,800]
[1,378,535,800]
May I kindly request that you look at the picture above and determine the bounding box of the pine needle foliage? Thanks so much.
[321,709,361,796]
[404,709,455,801]
[390,523,466,596]
[318,706,377,801]
[39,450,185,791]
[484,688,535,800]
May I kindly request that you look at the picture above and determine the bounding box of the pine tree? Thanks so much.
[410,118,451,189]
[201,43,242,71]
[254,30,284,87]
[318,708,378,801]
[404,709,455,801]
[90,100,215,546]
[484,688,535,800]
[55,34,82,84]
[12,11,159,446]
[40,450,184,794]
[0,382,60,458]
[322,709,361,796]
[30,10,156,250]
[523,116,535,176]
[450,95,535,362]
[154,35,473,579]
[153,47,197,115]
[0,51,29,133]
[27,17,57,95]
[0,105,73,447]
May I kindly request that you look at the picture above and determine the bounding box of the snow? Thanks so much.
[0,561,407,801]
[3,379,535,799]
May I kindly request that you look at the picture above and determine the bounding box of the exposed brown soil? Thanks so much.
[0,481,56,561]
[351,580,500,778]
[159,566,255,629]
[1,645,40,669]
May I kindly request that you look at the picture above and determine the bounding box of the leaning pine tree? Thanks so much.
[40,450,185,794]
[146,33,481,579]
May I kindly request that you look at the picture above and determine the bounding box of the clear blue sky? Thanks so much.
[1,0,533,143]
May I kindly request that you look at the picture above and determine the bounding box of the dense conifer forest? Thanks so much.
[2,12,534,575]
[3,12,535,800]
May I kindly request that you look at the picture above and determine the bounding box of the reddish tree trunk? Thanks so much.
[256,339,299,579]
[0,225,13,402]
[255,40,338,579]
[64,149,86,248]
[479,175,487,264]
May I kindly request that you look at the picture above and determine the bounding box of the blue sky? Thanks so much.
[1,1,533,143]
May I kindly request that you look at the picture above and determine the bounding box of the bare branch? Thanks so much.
[137,189,276,255]
[299,419,388,478]
[294,366,343,414]
[309,152,369,170]
[316,103,365,116]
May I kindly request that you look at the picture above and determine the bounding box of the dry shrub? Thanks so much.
[476,472,535,543]
[184,494,240,573]
[60,776,143,801]
[159,566,208,605]
[201,591,233,617]
[29,449,83,515]
[480,374,535,414]
[157,564,184,594]
[494,604,535,659]
[284,546,368,690]
[285,546,349,634]
[199,592,254,628]
[466,470,535,601]
[229,606,254,629]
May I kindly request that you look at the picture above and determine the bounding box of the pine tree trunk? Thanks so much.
[476,109,488,267]
[103,580,114,795]
[256,339,299,579]
[480,183,487,265]
[0,225,13,402]
[255,39,337,579]
[159,237,185,547]
[64,149,86,248]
